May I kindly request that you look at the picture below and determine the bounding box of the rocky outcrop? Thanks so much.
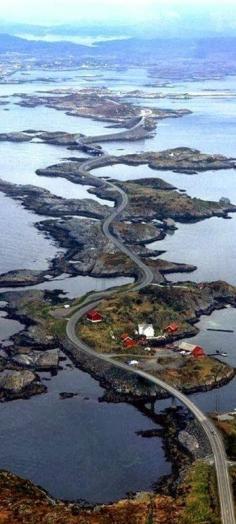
[92,179,236,222]
[0,269,47,287]
[0,370,46,400]
[37,217,193,282]
[121,147,236,173]
[10,348,60,371]
[0,470,182,524]
[112,222,164,244]
[0,179,109,220]
[37,161,104,187]
[178,431,200,454]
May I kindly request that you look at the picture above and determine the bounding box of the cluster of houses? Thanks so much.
[86,310,205,359]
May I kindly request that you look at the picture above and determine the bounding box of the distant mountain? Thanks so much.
[0,22,131,38]
[0,33,90,55]
[1,33,236,65]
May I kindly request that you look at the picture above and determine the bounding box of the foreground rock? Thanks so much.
[0,269,47,287]
[0,178,109,220]
[10,348,60,371]
[0,459,220,523]
[0,470,180,523]
[0,370,46,401]
[38,216,195,282]
[92,178,236,222]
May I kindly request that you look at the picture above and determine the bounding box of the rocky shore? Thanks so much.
[14,88,191,128]
[0,290,63,401]
[0,457,219,523]
[0,370,46,401]
[36,147,236,175]
[76,281,236,399]
[1,281,234,404]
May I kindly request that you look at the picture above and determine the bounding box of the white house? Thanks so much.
[138,323,155,339]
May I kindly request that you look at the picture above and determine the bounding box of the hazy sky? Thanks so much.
[1,0,236,34]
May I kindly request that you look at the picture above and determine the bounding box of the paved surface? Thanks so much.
[66,120,235,524]
[77,115,151,144]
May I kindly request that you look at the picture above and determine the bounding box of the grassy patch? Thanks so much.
[213,415,236,460]
[178,461,220,524]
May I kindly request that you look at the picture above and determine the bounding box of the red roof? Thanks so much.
[123,338,137,349]
[87,310,103,322]
[192,346,205,358]
[165,323,179,333]
[121,333,130,341]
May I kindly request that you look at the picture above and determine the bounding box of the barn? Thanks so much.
[178,341,205,358]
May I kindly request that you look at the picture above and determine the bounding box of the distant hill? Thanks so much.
[0,33,89,55]
[1,33,236,66]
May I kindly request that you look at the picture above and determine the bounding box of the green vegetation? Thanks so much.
[157,356,228,390]
[213,415,236,459]
[178,461,220,524]
[123,181,226,220]
[19,294,67,340]
[77,287,194,354]
[230,466,236,514]
[77,284,234,390]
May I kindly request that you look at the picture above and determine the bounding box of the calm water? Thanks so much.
[0,311,23,344]
[0,141,113,205]
[0,275,133,299]
[103,76,236,157]
[0,68,236,501]
[0,192,60,274]
[0,359,171,502]
[185,308,236,413]
[154,216,236,285]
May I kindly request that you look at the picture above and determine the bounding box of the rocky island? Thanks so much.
[0,39,235,523]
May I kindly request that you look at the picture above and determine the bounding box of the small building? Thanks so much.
[124,338,137,349]
[120,334,137,349]
[87,310,103,323]
[121,333,137,349]
[192,346,205,358]
[164,322,179,334]
[138,323,155,339]
[129,360,139,366]
[178,342,196,353]
[178,342,205,358]
[121,333,130,342]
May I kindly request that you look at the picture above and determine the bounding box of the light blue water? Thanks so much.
[0,275,133,299]
[0,192,60,274]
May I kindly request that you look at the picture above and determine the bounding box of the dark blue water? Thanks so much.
[0,358,171,502]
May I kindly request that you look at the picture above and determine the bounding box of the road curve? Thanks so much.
[66,120,235,524]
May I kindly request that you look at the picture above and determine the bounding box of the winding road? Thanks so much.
[66,116,235,524]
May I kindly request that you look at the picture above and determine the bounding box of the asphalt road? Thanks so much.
[66,119,235,524]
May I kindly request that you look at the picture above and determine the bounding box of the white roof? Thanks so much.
[138,323,154,336]
[178,342,197,352]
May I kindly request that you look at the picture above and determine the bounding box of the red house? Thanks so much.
[164,322,179,334]
[191,346,205,358]
[123,338,137,349]
[121,334,137,349]
[86,310,103,323]
[121,333,130,341]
